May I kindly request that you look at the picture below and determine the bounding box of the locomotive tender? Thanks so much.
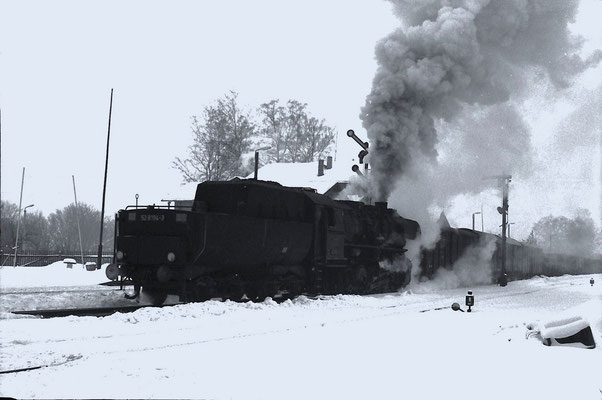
[107,179,419,304]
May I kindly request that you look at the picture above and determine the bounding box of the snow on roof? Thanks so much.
[247,159,355,194]
[160,159,357,201]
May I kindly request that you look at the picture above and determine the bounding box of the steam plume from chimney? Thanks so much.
[361,0,602,202]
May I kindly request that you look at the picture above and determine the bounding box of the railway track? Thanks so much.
[8,292,324,319]
[11,304,172,318]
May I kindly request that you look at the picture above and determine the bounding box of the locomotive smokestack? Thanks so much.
[375,201,388,210]
[318,159,325,177]
[326,156,332,170]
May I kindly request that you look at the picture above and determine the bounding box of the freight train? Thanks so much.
[420,225,602,283]
[107,179,601,305]
[106,179,419,304]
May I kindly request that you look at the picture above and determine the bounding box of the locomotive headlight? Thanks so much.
[116,250,125,261]
[167,252,176,263]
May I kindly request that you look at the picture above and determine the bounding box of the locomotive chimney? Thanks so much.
[326,156,332,169]
[375,201,388,211]
[318,159,325,176]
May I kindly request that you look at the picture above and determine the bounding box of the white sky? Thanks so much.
[0,0,396,215]
[1,0,601,240]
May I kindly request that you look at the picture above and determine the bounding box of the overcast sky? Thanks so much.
[1,0,601,240]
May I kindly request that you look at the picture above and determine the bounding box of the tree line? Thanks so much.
[2,202,599,257]
[523,209,601,256]
[1,200,114,254]
[173,91,336,183]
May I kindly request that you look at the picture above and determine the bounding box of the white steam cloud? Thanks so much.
[361,0,602,204]
[410,234,497,292]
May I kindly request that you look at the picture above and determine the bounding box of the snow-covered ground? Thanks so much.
[0,263,600,399]
[0,262,161,319]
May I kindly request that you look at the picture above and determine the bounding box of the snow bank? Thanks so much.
[0,262,124,319]
[0,261,109,289]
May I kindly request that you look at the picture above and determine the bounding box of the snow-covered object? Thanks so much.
[84,262,97,271]
[62,258,76,268]
[527,316,596,349]
[541,316,596,349]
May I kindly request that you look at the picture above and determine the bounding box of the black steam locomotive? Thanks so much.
[107,179,419,304]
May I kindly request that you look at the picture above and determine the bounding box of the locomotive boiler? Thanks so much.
[107,179,419,304]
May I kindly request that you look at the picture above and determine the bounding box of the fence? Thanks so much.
[0,250,113,267]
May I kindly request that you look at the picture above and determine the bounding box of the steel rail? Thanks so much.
[11,304,164,318]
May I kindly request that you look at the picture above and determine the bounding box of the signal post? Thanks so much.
[496,175,511,287]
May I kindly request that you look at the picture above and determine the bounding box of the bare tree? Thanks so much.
[258,99,336,163]
[21,210,50,251]
[0,201,18,253]
[173,91,255,182]
[283,100,307,163]
[298,116,335,163]
[531,209,597,256]
[258,100,287,162]
[523,230,537,246]
[0,202,49,253]
[47,203,113,252]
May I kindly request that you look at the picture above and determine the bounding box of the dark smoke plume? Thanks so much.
[361,0,602,202]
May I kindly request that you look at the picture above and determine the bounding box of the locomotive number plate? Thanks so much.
[140,214,165,222]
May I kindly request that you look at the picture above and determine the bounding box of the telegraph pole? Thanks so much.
[73,175,85,266]
[97,89,113,269]
[13,168,25,266]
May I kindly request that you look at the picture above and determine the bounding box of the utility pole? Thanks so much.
[97,89,113,270]
[73,175,85,266]
[13,168,25,266]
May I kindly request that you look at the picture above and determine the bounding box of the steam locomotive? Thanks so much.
[106,179,419,304]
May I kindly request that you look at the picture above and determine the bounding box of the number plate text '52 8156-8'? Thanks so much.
[140,214,165,222]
